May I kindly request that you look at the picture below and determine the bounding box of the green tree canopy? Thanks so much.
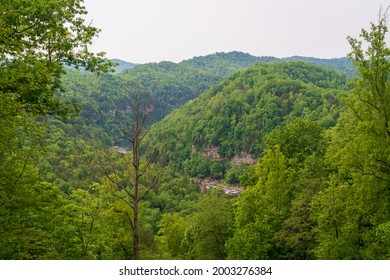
[312,16,390,260]
[0,0,113,117]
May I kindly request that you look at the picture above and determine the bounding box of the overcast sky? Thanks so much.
[84,0,388,63]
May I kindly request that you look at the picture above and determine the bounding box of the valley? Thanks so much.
[1,37,389,260]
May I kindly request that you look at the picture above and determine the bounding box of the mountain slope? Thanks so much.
[180,51,277,77]
[282,56,354,76]
[145,61,350,178]
[61,52,353,144]
[118,61,222,118]
[111,59,138,73]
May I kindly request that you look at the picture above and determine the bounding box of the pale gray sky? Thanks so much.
[84,0,388,63]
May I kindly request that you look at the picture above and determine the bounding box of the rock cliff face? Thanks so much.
[230,152,257,165]
[197,145,222,161]
[198,145,257,165]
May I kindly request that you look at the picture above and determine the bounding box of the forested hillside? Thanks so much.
[181,51,354,77]
[60,51,353,144]
[145,61,349,181]
[0,0,389,261]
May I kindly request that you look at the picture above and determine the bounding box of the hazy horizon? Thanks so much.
[84,0,388,64]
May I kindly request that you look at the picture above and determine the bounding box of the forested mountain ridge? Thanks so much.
[60,51,353,144]
[180,51,277,77]
[111,59,138,73]
[282,56,354,76]
[145,61,349,181]
[180,51,354,77]
[110,51,354,80]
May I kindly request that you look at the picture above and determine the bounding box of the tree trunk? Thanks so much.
[132,110,141,260]
[106,93,159,260]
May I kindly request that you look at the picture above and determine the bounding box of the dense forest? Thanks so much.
[0,0,389,260]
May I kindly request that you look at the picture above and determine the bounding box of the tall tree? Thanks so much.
[312,15,390,259]
[104,93,160,260]
[0,0,112,259]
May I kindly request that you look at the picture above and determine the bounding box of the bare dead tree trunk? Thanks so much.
[104,92,160,260]
[131,97,141,260]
